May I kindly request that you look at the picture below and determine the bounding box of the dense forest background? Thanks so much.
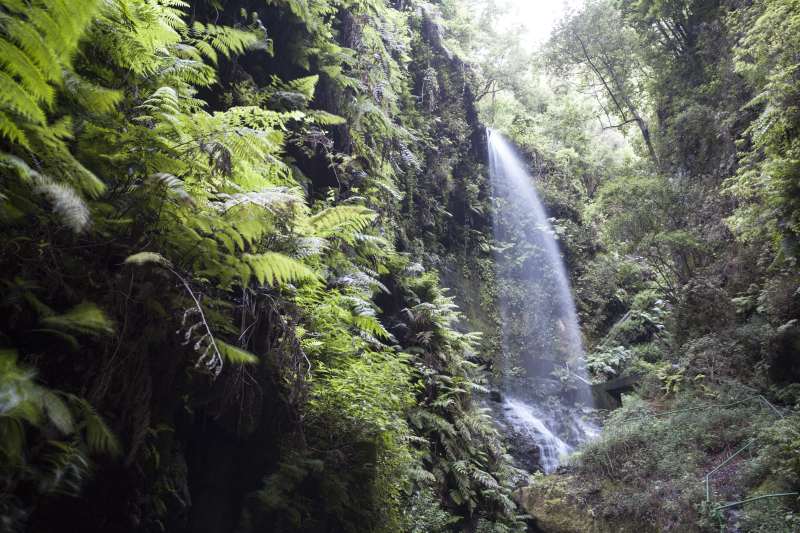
[0,1,798,532]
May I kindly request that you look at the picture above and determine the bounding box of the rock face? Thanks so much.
[515,476,598,533]
[516,475,648,533]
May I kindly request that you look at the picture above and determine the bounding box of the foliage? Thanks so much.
[568,391,797,531]
[548,0,657,162]
[0,0,526,531]
[727,0,800,256]
[489,0,800,529]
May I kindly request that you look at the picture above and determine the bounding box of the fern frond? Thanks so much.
[41,302,114,337]
[39,440,89,496]
[0,110,29,145]
[265,74,319,109]
[308,205,377,239]
[33,179,91,233]
[0,71,47,122]
[283,74,319,100]
[244,252,319,286]
[148,172,194,205]
[136,86,181,117]
[0,152,41,181]
[0,12,61,82]
[188,22,261,63]
[216,340,258,365]
[351,315,393,341]
[68,396,120,457]
[0,39,54,104]
[216,187,303,213]
[470,467,500,490]
[124,251,171,267]
[307,110,347,126]
[41,390,74,435]
[0,0,102,145]
[62,72,123,113]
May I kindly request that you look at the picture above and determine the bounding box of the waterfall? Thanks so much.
[503,398,573,474]
[487,129,596,473]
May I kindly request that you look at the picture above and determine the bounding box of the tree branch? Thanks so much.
[602,118,640,130]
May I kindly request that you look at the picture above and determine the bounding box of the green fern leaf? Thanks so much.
[41,302,114,337]
[243,252,319,286]
[0,39,54,104]
[285,74,318,99]
[308,205,377,238]
[124,251,171,267]
[69,396,120,457]
[41,390,74,435]
[33,179,91,233]
[351,315,393,341]
[0,110,29,145]
[217,340,258,364]
[307,110,347,126]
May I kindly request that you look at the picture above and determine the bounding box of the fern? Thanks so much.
[41,390,75,435]
[244,252,319,287]
[40,302,114,337]
[148,172,194,205]
[308,205,377,241]
[308,110,347,126]
[124,251,171,267]
[62,71,123,113]
[33,179,91,233]
[68,396,121,457]
[351,315,393,341]
[39,441,90,496]
[217,340,259,365]
[0,0,103,145]
[0,109,28,144]
[0,39,54,104]
[216,187,304,213]
[188,22,262,64]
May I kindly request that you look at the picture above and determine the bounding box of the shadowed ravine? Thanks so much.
[488,129,597,473]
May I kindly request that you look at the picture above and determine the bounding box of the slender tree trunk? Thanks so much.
[635,115,658,165]
[575,34,659,166]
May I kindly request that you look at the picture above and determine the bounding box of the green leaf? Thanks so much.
[124,251,171,267]
[69,395,121,457]
[41,391,74,435]
[244,252,319,286]
[41,302,114,337]
[217,340,258,364]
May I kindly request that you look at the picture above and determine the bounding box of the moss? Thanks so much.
[516,475,610,533]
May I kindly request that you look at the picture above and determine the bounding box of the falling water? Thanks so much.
[503,398,572,474]
[488,129,596,473]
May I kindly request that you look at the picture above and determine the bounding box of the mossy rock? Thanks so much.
[515,475,611,533]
